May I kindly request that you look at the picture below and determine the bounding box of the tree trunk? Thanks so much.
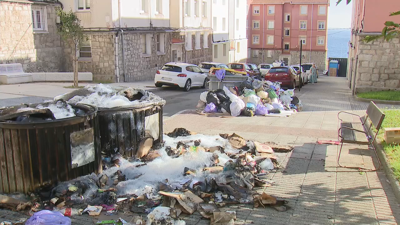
[73,43,79,88]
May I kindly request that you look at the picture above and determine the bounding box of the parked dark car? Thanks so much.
[265,66,297,89]
[247,63,262,79]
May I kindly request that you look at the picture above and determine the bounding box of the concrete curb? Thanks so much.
[354,96,400,105]
[367,120,400,202]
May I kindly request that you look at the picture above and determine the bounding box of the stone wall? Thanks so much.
[290,51,327,71]
[248,50,282,65]
[0,1,63,72]
[354,36,400,93]
[184,33,212,65]
[63,32,116,82]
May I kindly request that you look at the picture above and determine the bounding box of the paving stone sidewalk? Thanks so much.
[1,76,399,224]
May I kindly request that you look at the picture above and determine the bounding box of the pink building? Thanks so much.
[348,0,400,93]
[247,0,329,70]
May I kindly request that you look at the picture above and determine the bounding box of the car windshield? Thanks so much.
[230,64,243,69]
[301,64,312,71]
[292,66,299,71]
[260,65,271,69]
[269,67,289,73]
[249,64,257,70]
[162,65,182,72]
[200,64,214,69]
[192,66,203,73]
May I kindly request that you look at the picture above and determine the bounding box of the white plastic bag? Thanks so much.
[259,158,274,170]
[247,95,261,105]
[265,104,274,111]
[230,101,244,117]
[25,210,71,225]
[200,91,208,103]
[272,102,284,110]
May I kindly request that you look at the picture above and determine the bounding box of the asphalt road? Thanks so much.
[0,84,205,117]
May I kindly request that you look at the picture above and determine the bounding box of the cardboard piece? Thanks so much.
[159,190,204,214]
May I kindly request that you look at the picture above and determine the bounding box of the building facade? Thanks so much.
[212,0,248,64]
[0,0,63,72]
[170,0,213,65]
[60,0,177,82]
[247,0,329,70]
[348,0,400,93]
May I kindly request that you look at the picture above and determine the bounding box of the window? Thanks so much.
[252,49,259,58]
[237,42,240,53]
[268,6,275,14]
[222,18,226,31]
[202,1,207,17]
[253,6,260,15]
[284,28,290,36]
[223,44,227,56]
[204,32,209,48]
[214,45,218,58]
[213,17,217,30]
[300,5,307,15]
[185,0,191,16]
[79,39,91,58]
[195,32,201,49]
[317,36,325,45]
[318,5,326,15]
[267,35,274,44]
[268,21,274,29]
[194,0,199,17]
[156,0,162,14]
[141,0,147,13]
[141,35,146,54]
[267,50,273,57]
[236,19,239,30]
[252,20,260,30]
[318,21,326,30]
[156,34,165,53]
[299,36,306,45]
[284,43,289,50]
[78,0,90,10]
[300,20,307,29]
[186,33,192,50]
[252,35,259,44]
[285,14,290,22]
[32,6,46,31]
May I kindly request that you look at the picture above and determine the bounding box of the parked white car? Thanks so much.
[300,63,316,79]
[291,65,308,84]
[199,62,229,74]
[155,62,208,91]
[258,64,273,75]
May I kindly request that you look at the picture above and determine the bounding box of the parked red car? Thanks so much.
[265,66,297,89]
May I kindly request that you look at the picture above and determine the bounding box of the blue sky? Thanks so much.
[328,0,352,29]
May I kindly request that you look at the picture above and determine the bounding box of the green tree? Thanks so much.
[56,9,87,87]
[336,0,400,42]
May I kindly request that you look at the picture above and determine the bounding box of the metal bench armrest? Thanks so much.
[338,111,362,122]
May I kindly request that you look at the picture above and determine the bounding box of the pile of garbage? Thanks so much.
[0,129,293,225]
[198,77,302,117]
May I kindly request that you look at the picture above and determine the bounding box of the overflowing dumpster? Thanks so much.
[0,102,101,193]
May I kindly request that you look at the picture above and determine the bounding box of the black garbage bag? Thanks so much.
[206,91,221,106]
[291,96,299,105]
[239,77,254,91]
[241,108,254,117]
[215,89,230,103]
[220,100,232,114]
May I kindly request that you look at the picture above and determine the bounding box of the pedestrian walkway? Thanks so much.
[163,75,400,224]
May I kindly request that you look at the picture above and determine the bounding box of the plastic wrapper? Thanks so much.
[246,103,256,111]
[230,101,244,117]
[220,101,232,114]
[265,104,274,111]
[257,91,268,99]
[215,69,226,81]
[239,77,254,90]
[279,92,292,106]
[223,86,245,109]
[255,104,268,115]
[215,89,230,103]
[243,89,256,97]
[272,102,284,110]
[25,210,71,225]
[252,79,263,89]
[204,103,218,113]
[259,158,274,170]
[206,92,220,106]
[247,95,261,106]
[266,89,278,99]
[200,91,208,103]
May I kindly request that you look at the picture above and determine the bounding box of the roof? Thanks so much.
[250,0,329,4]
[165,62,197,67]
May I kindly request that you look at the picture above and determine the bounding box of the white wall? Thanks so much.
[212,0,229,42]
[234,0,246,40]
[212,42,229,64]
[180,0,211,28]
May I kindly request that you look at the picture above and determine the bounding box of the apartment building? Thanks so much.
[247,0,329,70]
[170,0,213,65]
[59,0,177,82]
[348,0,400,93]
[212,0,248,64]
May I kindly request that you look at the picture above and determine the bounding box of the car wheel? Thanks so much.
[184,79,191,92]
[155,83,162,87]
[202,78,209,88]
